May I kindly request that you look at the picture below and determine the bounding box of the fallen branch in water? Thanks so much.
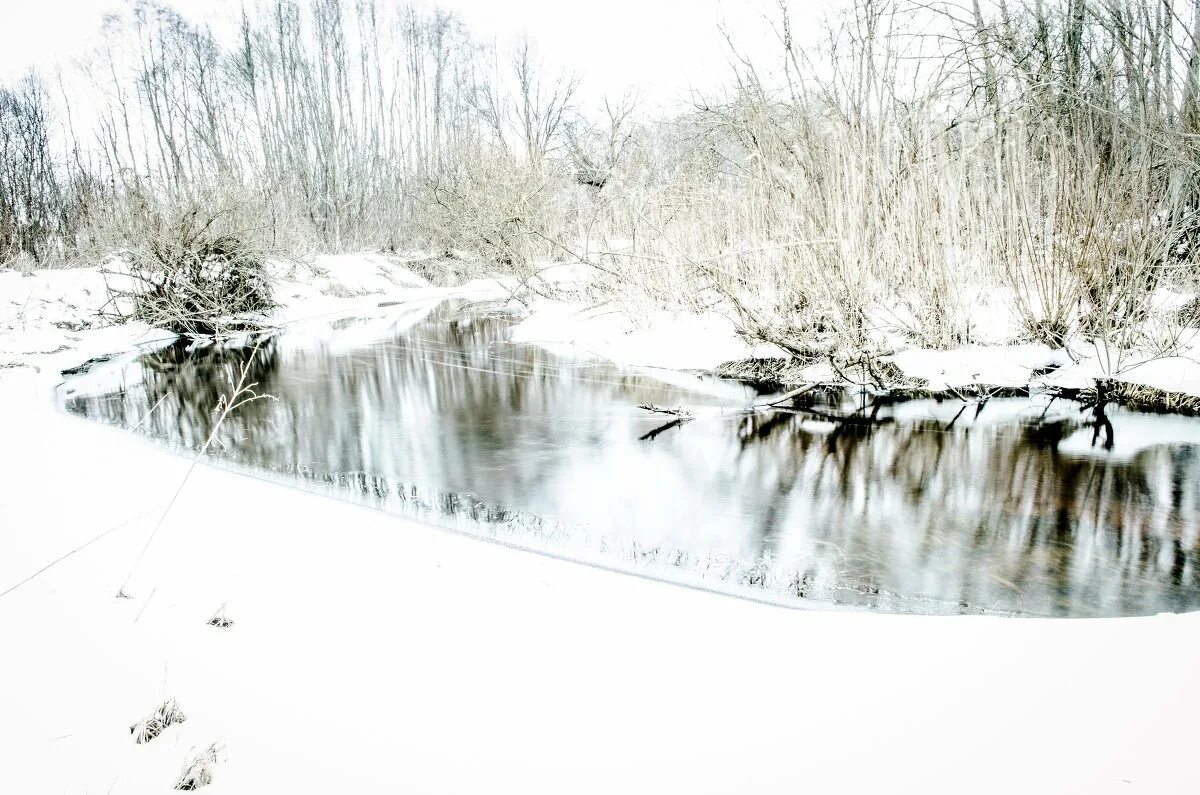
[752,382,821,409]
[637,403,695,418]
[636,404,694,442]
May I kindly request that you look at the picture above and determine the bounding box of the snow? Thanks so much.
[890,344,1069,390]
[268,255,510,326]
[2,257,1200,793]
[510,299,783,371]
[1087,343,1200,395]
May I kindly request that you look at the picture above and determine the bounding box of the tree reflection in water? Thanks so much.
[61,300,1200,616]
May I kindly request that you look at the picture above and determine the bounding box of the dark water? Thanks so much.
[59,300,1200,616]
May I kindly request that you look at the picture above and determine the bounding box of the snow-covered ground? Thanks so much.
[2,257,1200,793]
[509,298,781,371]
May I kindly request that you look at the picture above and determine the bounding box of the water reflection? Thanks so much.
[60,300,1200,616]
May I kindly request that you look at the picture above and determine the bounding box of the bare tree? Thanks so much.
[564,93,637,188]
[0,75,67,264]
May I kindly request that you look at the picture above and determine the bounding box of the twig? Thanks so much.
[117,344,275,593]
[0,508,159,603]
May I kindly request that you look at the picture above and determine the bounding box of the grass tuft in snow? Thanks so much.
[206,604,234,629]
[130,699,187,744]
[175,743,221,790]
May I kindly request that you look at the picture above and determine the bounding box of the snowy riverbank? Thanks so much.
[2,257,1200,793]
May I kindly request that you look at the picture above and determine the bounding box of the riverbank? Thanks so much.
[509,294,1200,416]
[3,256,1200,793]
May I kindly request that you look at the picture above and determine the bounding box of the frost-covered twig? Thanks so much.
[118,344,276,596]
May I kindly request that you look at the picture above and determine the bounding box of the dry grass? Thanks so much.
[418,151,568,281]
[206,603,234,628]
[175,743,221,790]
[130,699,187,744]
[1105,381,1200,416]
[712,357,816,387]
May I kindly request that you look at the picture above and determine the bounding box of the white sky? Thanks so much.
[0,0,844,108]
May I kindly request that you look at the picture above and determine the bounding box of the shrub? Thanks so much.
[417,152,568,282]
[99,194,276,336]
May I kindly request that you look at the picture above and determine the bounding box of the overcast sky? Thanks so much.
[1,0,843,108]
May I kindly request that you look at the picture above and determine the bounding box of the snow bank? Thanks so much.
[268,253,430,307]
[506,282,1200,412]
[890,344,1069,390]
[510,300,784,371]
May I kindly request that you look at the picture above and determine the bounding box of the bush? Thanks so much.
[99,195,276,336]
[417,152,569,282]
